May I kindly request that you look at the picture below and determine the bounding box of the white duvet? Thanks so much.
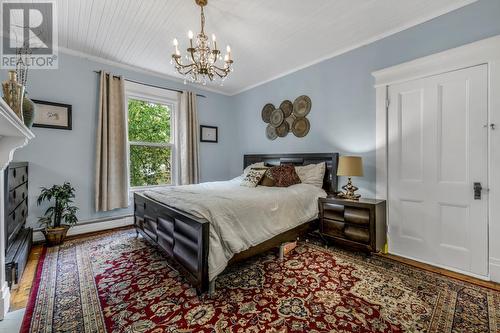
[144,177,327,280]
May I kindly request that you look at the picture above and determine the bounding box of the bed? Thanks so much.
[133,153,339,294]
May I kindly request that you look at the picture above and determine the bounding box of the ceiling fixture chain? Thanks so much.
[171,0,234,86]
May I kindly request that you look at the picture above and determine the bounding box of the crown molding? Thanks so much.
[230,0,478,96]
[57,47,231,96]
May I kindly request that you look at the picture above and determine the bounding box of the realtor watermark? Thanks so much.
[1,0,58,69]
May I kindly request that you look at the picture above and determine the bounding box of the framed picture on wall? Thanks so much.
[32,100,72,130]
[200,125,218,143]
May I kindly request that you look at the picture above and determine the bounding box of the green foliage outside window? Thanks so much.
[128,99,172,187]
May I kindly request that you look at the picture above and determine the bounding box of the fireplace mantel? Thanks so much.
[0,99,34,319]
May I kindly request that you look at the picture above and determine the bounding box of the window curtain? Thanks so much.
[95,72,129,211]
[177,91,200,185]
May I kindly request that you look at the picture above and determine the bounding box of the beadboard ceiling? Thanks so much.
[55,0,476,95]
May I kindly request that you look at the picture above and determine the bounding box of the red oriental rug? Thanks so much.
[21,230,500,332]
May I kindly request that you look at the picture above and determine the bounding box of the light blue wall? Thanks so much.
[3,52,238,227]
[6,0,500,227]
[232,0,500,197]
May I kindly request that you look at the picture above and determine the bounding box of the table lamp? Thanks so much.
[336,156,363,200]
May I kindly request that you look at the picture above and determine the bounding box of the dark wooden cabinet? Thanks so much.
[319,197,386,253]
[4,162,32,287]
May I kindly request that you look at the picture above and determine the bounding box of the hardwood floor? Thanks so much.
[9,244,44,311]
[378,253,500,291]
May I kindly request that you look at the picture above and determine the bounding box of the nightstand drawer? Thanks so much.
[319,197,386,253]
[321,218,345,237]
[344,226,370,243]
[322,203,344,221]
[344,207,370,225]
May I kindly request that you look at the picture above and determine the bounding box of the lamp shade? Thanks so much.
[337,156,364,177]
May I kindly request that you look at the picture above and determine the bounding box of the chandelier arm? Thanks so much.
[175,66,197,76]
[173,56,183,67]
[212,65,231,73]
[173,56,197,70]
[189,50,197,64]
[212,69,228,79]
[178,66,196,74]
[177,67,195,76]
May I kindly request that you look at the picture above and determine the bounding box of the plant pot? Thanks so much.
[42,225,70,246]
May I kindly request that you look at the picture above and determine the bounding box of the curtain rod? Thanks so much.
[93,70,206,98]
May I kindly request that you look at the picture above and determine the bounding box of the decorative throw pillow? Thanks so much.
[243,162,265,176]
[295,162,326,188]
[241,168,267,187]
[259,168,275,187]
[270,165,301,187]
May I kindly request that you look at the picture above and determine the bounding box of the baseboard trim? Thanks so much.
[0,281,10,320]
[388,250,490,281]
[33,215,134,243]
[489,257,500,283]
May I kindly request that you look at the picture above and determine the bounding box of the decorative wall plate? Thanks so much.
[270,108,284,128]
[292,117,310,137]
[293,95,311,117]
[261,103,274,123]
[279,100,293,118]
[266,124,278,140]
[276,121,289,137]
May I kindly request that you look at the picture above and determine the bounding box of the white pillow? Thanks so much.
[295,162,326,188]
[243,162,265,176]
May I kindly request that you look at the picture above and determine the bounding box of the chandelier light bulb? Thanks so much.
[173,38,178,46]
[212,34,216,41]
[188,30,194,39]
[226,45,231,53]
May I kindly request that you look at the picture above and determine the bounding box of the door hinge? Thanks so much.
[385,86,390,109]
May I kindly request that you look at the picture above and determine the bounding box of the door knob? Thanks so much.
[474,182,482,200]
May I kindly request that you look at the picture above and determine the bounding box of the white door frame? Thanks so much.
[373,35,500,282]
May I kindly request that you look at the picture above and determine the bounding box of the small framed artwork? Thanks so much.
[32,100,72,130]
[200,125,218,143]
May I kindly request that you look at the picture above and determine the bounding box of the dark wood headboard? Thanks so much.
[243,153,339,193]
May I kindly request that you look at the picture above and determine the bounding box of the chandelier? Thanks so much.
[171,0,234,85]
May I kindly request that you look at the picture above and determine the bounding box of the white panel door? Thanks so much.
[388,64,488,277]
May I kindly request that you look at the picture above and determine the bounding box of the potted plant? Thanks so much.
[37,182,78,246]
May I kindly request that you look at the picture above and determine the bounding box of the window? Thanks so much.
[125,82,178,188]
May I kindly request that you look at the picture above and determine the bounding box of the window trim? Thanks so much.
[125,81,179,190]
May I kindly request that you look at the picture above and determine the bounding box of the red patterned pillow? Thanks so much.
[270,165,301,187]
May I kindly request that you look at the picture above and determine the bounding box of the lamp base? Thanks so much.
[337,177,361,200]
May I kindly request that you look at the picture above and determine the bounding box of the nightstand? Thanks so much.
[318,196,386,253]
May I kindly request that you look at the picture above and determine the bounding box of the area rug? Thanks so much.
[21,229,500,333]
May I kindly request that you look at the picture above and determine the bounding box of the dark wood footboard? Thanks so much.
[134,152,340,295]
[134,192,209,294]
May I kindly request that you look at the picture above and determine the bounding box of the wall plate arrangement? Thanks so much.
[262,95,311,140]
